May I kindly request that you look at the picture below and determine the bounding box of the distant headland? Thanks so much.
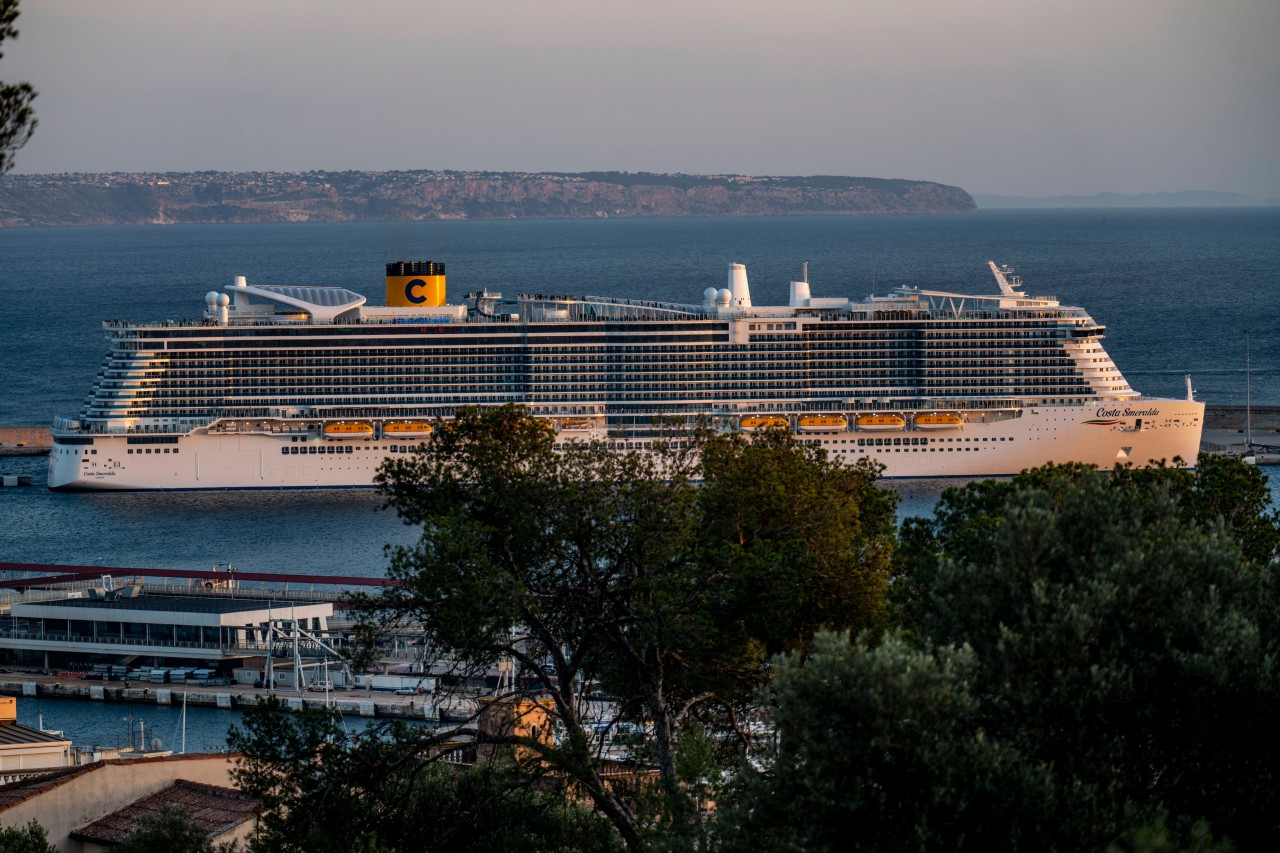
[0,170,975,227]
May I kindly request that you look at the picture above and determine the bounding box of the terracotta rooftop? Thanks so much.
[0,765,95,810]
[0,720,72,746]
[70,779,258,845]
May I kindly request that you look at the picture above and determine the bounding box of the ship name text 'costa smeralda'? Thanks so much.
[48,260,1204,490]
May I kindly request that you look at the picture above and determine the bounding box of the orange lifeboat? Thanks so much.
[383,421,433,439]
[323,421,374,439]
[912,412,964,430]
[560,417,594,430]
[740,416,790,431]
[855,414,906,432]
[798,415,849,432]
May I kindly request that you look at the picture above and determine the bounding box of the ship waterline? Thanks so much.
[48,260,1204,490]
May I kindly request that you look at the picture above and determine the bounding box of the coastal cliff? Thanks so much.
[0,170,975,227]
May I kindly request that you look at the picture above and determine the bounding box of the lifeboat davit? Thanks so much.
[324,421,374,438]
[798,416,849,432]
[560,417,594,430]
[383,421,433,439]
[912,412,964,430]
[855,414,906,432]
[740,416,790,431]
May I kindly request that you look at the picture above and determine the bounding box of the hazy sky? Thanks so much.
[4,0,1277,196]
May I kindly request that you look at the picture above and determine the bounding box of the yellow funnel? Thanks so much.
[386,261,445,307]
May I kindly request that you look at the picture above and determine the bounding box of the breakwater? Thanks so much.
[1204,405,1280,431]
[0,426,51,456]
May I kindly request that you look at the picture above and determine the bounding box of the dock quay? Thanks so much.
[0,426,51,456]
[0,672,447,721]
[0,564,476,721]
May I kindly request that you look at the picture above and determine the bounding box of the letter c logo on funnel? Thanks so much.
[405,279,428,304]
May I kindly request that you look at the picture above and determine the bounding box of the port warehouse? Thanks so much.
[0,563,386,680]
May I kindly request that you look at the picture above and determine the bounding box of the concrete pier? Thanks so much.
[0,426,51,456]
[0,673,446,721]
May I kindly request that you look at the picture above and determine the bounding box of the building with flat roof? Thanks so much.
[0,593,333,669]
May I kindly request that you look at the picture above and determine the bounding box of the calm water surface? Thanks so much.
[1,212,1276,745]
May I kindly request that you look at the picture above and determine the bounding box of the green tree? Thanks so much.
[895,460,1280,848]
[112,805,240,853]
[229,698,621,853]
[0,819,54,850]
[0,0,37,174]
[362,406,897,850]
[0,820,55,853]
[715,631,1056,852]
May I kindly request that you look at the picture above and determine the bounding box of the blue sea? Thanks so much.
[0,210,1277,577]
[0,210,1278,748]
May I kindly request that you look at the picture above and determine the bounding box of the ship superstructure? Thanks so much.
[48,261,1204,490]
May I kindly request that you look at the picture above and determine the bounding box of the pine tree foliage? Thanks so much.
[229,698,621,853]
[892,459,1280,848]
[715,631,1056,852]
[0,0,37,174]
[360,406,898,850]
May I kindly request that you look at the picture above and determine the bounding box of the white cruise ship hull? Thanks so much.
[47,260,1209,491]
[48,400,1204,491]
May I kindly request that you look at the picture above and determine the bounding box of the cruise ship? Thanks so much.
[47,260,1204,490]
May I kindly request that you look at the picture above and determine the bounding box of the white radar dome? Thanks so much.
[218,294,230,306]
[716,287,732,306]
[205,291,219,307]
[703,287,718,305]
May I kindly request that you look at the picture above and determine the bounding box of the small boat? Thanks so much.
[855,414,906,432]
[912,412,964,430]
[560,417,594,430]
[323,421,374,438]
[382,421,433,439]
[740,416,790,431]
[798,416,849,432]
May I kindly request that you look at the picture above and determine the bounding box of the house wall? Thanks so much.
[0,740,71,773]
[0,754,238,853]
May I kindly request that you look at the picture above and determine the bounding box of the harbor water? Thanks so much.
[1,210,1276,746]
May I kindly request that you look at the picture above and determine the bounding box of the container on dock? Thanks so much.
[354,673,436,693]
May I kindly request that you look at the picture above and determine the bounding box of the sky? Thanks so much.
[3,0,1278,197]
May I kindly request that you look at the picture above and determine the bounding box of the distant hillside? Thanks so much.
[0,170,975,227]
[975,190,1274,209]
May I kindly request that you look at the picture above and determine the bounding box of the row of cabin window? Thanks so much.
[279,445,417,455]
